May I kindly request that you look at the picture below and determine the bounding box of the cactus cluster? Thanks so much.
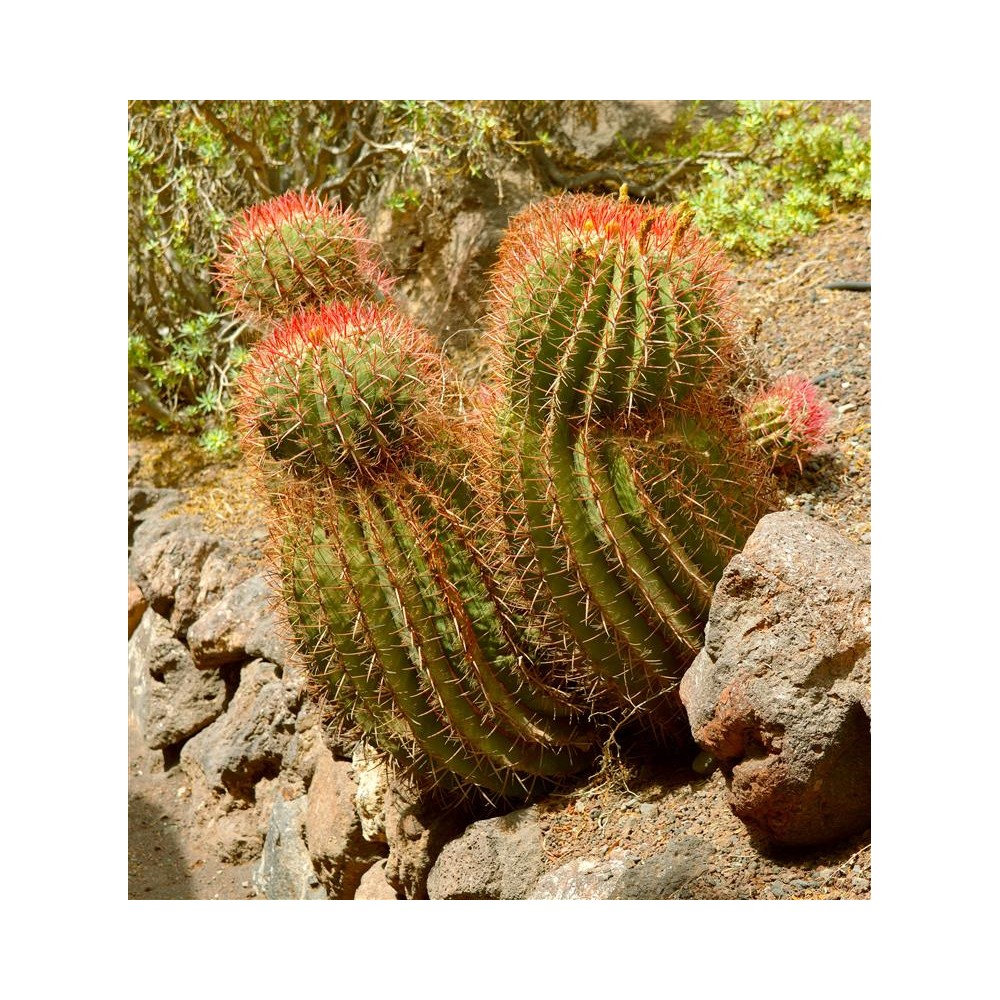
[219,188,824,801]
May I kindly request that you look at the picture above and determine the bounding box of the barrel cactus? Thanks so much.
[215,190,392,329]
[485,193,778,729]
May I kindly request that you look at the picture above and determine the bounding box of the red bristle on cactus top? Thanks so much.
[216,190,392,327]
[486,194,733,317]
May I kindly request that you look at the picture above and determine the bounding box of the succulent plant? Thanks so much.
[741,375,832,470]
[485,193,777,727]
[215,190,392,328]
[235,298,595,801]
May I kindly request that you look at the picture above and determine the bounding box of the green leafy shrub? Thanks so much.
[664,101,870,255]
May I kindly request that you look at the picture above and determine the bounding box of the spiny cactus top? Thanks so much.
[487,193,737,419]
[236,301,445,482]
[216,191,392,327]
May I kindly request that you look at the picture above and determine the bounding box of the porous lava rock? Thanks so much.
[680,512,870,848]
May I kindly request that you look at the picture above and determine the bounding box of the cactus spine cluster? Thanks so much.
[486,195,777,726]
[225,196,594,801]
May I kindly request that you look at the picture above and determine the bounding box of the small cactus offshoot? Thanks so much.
[742,375,832,470]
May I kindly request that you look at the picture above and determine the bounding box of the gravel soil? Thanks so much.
[128,198,871,901]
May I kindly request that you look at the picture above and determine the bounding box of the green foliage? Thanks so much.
[197,425,238,458]
[668,101,870,256]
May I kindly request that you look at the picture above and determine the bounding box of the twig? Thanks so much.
[767,259,826,288]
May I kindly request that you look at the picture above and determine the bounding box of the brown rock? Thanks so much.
[354,860,400,900]
[179,659,300,799]
[304,746,385,899]
[680,512,870,848]
[187,574,287,668]
[129,578,147,638]
[426,807,545,900]
[129,608,229,750]
[383,778,468,900]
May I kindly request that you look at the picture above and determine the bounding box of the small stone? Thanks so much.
[770,881,786,897]
[639,803,658,819]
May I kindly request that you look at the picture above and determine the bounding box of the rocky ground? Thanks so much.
[128,199,871,901]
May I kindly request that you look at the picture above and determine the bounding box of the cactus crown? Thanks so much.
[742,375,832,469]
[236,301,445,480]
[216,191,391,327]
[486,194,736,417]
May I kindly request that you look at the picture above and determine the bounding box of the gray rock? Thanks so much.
[253,794,327,900]
[427,807,545,900]
[187,574,289,669]
[609,837,713,899]
[680,511,871,848]
[130,510,258,636]
[129,514,219,632]
[354,860,400,900]
[193,545,257,635]
[180,659,302,800]
[528,853,637,900]
[383,779,468,900]
[129,608,229,749]
[128,486,184,548]
[304,746,386,899]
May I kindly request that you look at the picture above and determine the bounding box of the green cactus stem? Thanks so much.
[236,301,595,800]
[486,194,776,726]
